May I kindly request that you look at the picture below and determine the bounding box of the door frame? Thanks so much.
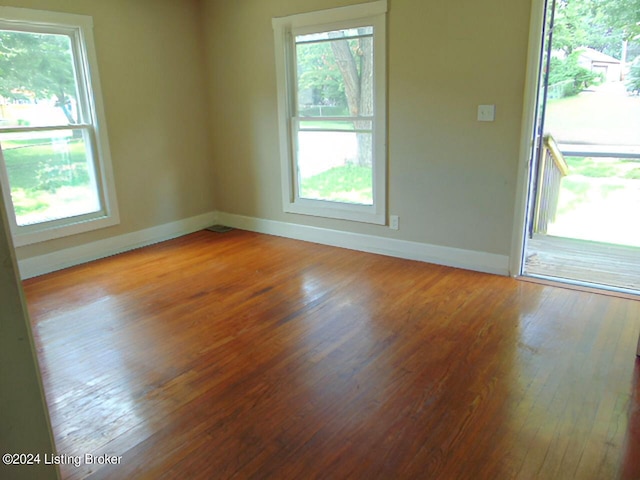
[510,0,549,277]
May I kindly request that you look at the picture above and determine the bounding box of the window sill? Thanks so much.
[12,213,120,248]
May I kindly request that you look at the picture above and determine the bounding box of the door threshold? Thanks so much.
[519,273,640,301]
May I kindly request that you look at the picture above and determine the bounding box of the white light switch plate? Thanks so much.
[477,104,495,122]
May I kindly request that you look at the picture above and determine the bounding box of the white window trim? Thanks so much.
[272,1,387,225]
[0,7,119,247]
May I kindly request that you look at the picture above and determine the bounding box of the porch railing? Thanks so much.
[533,135,569,234]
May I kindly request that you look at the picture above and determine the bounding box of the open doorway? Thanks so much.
[521,0,640,294]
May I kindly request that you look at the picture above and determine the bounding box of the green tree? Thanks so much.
[329,31,373,167]
[627,59,640,93]
[0,30,78,123]
[296,30,374,167]
[597,0,640,42]
[552,0,595,54]
[597,0,640,64]
[547,0,640,96]
[297,41,346,111]
[548,52,600,96]
[552,0,640,61]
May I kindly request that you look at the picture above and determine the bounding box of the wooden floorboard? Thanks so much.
[524,234,640,293]
[22,230,640,479]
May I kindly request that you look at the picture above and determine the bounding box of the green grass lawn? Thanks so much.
[544,84,640,245]
[564,156,640,179]
[11,188,49,217]
[551,156,640,246]
[545,83,640,145]
[2,139,92,221]
[3,139,88,190]
[300,165,372,204]
[558,157,640,217]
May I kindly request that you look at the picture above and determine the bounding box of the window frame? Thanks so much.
[272,1,387,225]
[0,7,119,247]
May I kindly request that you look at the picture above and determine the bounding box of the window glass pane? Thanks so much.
[1,129,100,226]
[299,120,372,132]
[295,27,373,43]
[296,27,373,119]
[297,129,373,205]
[274,3,385,223]
[0,30,80,127]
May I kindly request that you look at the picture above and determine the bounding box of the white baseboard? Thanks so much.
[18,210,510,279]
[18,211,219,279]
[217,212,510,276]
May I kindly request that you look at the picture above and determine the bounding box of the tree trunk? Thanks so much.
[56,92,82,140]
[329,31,374,168]
[329,34,361,117]
[55,93,76,125]
[355,34,373,168]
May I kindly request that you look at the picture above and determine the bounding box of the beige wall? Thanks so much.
[9,0,216,261]
[201,0,531,256]
[9,0,533,261]
[0,191,58,478]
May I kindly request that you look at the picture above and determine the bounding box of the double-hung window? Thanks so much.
[0,7,118,246]
[273,1,387,224]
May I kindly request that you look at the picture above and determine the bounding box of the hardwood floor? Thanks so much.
[23,230,640,479]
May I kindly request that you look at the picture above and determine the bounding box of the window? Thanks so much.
[273,1,387,224]
[0,7,118,246]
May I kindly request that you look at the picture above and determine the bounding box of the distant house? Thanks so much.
[576,47,622,82]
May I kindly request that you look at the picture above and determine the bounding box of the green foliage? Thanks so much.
[596,0,640,41]
[296,37,364,111]
[0,30,77,122]
[297,40,347,109]
[548,52,600,97]
[552,0,640,60]
[553,0,596,54]
[626,60,640,94]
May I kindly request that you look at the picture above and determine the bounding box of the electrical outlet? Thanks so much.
[390,215,399,230]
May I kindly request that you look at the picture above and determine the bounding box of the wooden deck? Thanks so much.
[524,234,640,293]
[23,230,640,479]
